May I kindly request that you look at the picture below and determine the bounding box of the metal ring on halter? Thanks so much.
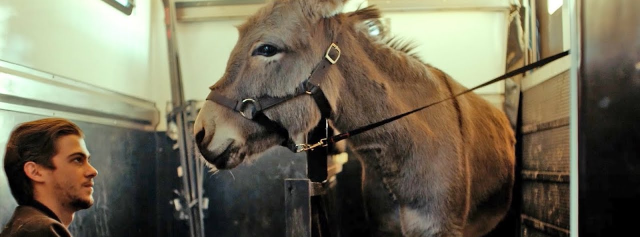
[238,98,258,120]
[304,81,319,95]
[325,43,341,64]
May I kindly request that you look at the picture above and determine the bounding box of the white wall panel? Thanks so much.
[383,10,508,94]
[0,0,173,130]
[0,0,155,100]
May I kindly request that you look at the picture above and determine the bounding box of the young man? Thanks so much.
[1,118,98,237]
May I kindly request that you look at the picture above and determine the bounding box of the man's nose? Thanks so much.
[86,163,98,178]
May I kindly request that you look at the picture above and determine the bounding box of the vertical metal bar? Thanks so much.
[185,101,206,237]
[162,0,185,106]
[568,0,580,236]
[285,179,312,237]
[161,1,204,237]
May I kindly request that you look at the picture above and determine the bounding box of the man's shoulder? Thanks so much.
[0,206,71,237]
[8,206,59,225]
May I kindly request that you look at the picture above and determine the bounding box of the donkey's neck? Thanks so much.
[329,30,447,152]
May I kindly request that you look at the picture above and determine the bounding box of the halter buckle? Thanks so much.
[325,43,341,64]
[294,138,328,153]
[238,98,258,120]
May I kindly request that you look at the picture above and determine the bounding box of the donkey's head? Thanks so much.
[193,0,366,169]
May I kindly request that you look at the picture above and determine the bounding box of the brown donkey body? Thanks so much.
[194,1,515,236]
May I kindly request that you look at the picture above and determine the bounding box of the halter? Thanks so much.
[206,43,341,153]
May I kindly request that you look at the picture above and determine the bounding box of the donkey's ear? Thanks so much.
[299,0,349,19]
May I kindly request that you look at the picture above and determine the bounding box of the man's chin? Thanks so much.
[70,197,94,210]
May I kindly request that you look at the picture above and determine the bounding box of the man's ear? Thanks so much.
[300,0,349,20]
[24,161,47,183]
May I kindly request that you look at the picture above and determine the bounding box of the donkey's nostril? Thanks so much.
[195,129,205,145]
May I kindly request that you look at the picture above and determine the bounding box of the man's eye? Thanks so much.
[252,44,279,57]
[73,158,83,163]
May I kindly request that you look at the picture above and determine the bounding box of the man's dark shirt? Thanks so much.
[0,201,71,237]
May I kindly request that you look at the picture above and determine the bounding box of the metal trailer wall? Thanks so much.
[517,0,640,235]
[0,60,178,236]
[502,0,572,236]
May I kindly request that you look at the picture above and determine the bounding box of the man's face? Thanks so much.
[47,135,98,210]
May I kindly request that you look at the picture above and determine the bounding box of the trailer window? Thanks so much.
[103,0,134,15]
[533,0,566,59]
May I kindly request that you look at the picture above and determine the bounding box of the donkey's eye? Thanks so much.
[252,44,279,57]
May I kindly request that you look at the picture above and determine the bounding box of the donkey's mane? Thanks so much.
[384,37,421,60]
[348,6,422,62]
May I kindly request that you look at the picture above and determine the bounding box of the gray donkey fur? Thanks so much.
[194,0,515,236]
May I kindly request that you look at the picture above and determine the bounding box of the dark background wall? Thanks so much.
[201,147,307,237]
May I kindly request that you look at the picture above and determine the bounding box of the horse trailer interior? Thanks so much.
[1,0,639,236]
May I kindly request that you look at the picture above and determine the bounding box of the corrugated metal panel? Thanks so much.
[522,126,570,173]
[522,182,570,231]
[520,67,571,236]
[522,71,569,127]
[521,216,570,237]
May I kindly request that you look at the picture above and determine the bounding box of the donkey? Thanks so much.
[193,0,515,236]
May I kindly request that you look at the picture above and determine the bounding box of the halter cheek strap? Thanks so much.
[205,42,341,152]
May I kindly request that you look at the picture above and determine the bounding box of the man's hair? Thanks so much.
[3,118,83,205]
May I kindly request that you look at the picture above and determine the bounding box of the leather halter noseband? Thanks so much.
[206,43,341,152]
